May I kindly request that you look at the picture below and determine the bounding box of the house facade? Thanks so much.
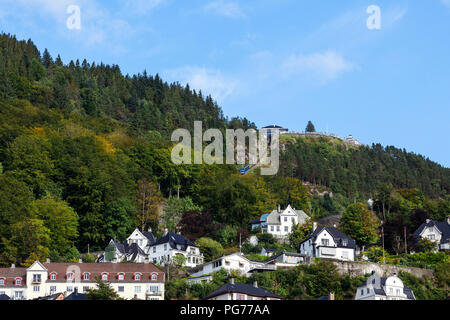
[265,252,307,268]
[100,228,203,268]
[204,279,281,300]
[355,272,415,300]
[299,223,356,261]
[413,218,450,251]
[0,260,165,300]
[189,253,270,278]
[250,205,310,239]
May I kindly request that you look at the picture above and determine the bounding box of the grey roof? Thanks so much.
[360,276,415,300]
[152,232,197,250]
[266,206,309,226]
[262,248,277,252]
[302,226,357,249]
[204,282,281,300]
[64,292,87,300]
[142,231,156,245]
[413,220,450,244]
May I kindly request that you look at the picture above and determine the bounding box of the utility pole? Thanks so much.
[404,226,407,254]
[381,221,385,264]
[239,233,242,254]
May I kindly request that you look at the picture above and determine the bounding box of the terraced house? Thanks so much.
[0,260,165,300]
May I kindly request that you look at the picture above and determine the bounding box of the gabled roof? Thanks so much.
[151,232,197,250]
[0,294,10,300]
[359,275,415,300]
[64,292,87,300]
[142,231,156,245]
[301,226,357,249]
[413,220,450,244]
[204,282,281,300]
[266,205,310,226]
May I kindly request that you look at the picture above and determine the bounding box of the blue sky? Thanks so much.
[0,0,449,167]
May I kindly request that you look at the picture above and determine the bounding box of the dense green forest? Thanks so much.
[0,33,449,268]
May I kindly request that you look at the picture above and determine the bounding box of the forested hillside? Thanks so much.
[0,33,448,267]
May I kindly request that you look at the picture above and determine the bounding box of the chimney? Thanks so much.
[426,219,431,224]
[46,258,50,264]
[329,292,335,301]
[78,258,83,263]
[164,228,168,236]
[230,278,235,284]
[333,224,337,228]
[144,258,149,264]
[253,281,258,288]
[313,222,318,231]
[11,263,15,269]
[148,227,152,233]
[278,204,281,213]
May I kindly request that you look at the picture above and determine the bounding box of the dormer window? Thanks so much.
[0,278,5,286]
[151,273,157,281]
[50,272,57,280]
[134,273,141,281]
[67,272,74,281]
[117,273,124,281]
[15,278,22,286]
[101,273,109,281]
[83,273,90,281]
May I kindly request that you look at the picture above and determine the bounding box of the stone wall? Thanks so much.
[330,260,434,278]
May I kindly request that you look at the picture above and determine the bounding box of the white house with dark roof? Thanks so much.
[147,229,203,268]
[355,272,415,300]
[99,228,203,268]
[299,223,356,261]
[204,278,282,300]
[265,252,307,268]
[413,217,450,251]
[250,204,310,239]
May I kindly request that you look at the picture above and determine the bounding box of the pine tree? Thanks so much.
[306,121,316,133]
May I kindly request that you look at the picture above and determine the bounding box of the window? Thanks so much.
[67,273,73,281]
[118,273,124,281]
[33,274,41,283]
[50,273,57,280]
[236,294,245,300]
[342,240,348,246]
[135,286,141,293]
[284,217,287,222]
[83,286,89,292]
[151,273,157,281]
[366,288,369,294]
[164,244,167,251]
[33,286,40,292]
[67,286,73,292]
[153,247,156,253]
[83,273,90,281]
[50,286,56,292]
[428,234,435,240]
[396,289,401,295]
[321,239,329,246]
[118,286,124,292]
[134,273,141,281]
[276,226,280,231]
[101,273,109,281]
[14,291,23,299]
[284,226,289,232]
[270,226,274,232]
[15,278,22,286]
[360,289,364,295]
[0,278,5,286]
[389,288,393,294]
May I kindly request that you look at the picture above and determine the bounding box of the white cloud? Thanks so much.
[204,0,245,19]
[162,66,238,103]
[123,0,167,15]
[282,51,354,83]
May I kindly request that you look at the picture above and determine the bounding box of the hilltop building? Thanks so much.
[413,217,450,251]
[298,223,356,261]
[250,204,310,239]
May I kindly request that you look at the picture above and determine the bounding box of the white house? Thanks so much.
[299,223,356,261]
[413,217,450,251]
[147,230,203,268]
[355,272,415,300]
[189,253,271,278]
[250,204,310,239]
[0,260,165,300]
[265,252,307,268]
[99,228,204,268]
[204,278,281,300]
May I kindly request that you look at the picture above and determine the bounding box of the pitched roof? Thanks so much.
[64,292,87,300]
[413,220,450,244]
[152,232,197,250]
[43,262,164,283]
[204,282,281,300]
[266,205,309,226]
[142,231,156,244]
[0,267,27,287]
[302,226,357,249]
[359,276,415,300]
[0,294,10,300]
